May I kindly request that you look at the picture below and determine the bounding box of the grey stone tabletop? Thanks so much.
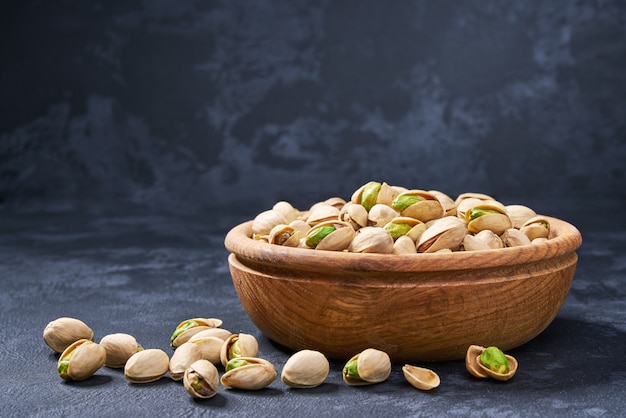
[1,1,625,416]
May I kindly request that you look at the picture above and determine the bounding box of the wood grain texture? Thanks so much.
[225,217,582,361]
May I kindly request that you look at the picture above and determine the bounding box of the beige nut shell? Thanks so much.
[124,349,170,383]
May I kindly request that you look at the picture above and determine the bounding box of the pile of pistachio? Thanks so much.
[46,316,523,398]
[252,181,551,253]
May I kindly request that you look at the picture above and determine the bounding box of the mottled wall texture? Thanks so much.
[2,1,625,214]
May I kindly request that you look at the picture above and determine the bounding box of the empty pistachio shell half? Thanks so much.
[184,359,220,399]
[99,333,143,368]
[342,348,391,386]
[220,333,259,367]
[169,342,203,381]
[170,317,223,348]
[221,357,277,390]
[402,364,440,390]
[57,339,106,381]
[124,349,170,383]
[44,317,94,354]
[281,350,330,388]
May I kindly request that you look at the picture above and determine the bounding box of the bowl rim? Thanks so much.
[224,216,582,272]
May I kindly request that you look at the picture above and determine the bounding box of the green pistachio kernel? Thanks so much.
[305,225,336,248]
[385,222,412,240]
[170,320,199,346]
[392,195,422,212]
[191,376,205,392]
[225,358,250,372]
[360,182,382,212]
[228,341,242,359]
[468,208,500,221]
[479,346,509,374]
[343,360,360,378]
[57,350,74,378]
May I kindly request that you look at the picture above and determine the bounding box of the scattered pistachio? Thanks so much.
[99,333,143,368]
[183,359,219,399]
[402,364,440,391]
[342,348,391,386]
[124,349,170,384]
[281,350,329,389]
[57,339,106,381]
[221,357,277,390]
[43,317,94,354]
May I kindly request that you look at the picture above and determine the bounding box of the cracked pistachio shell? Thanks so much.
[465,345,489,378]
[188,327,232,342]
[99,333,143,368]
[417,216,467,253]
[169,341,203,381]
[477,348,518,381]
[305,220,355,251]
[463,230,504,251]
[454,192,495,207]
[268,224,302,247]
[252,209,288,238]
[187,335,225,365]
[501,228,532,247]
[402,364,440,391]
[393,235,417,254]
[281,350,330,388]
[221,357,277,390]
[392,190,445,223]
[455,197,486,220]
[170,318,223,348]
[43,317,94,353]
[506,204,537,229]
[367,204,399,227]
[323,196,347,210]
[184,359,219,399]
[58,339,106,381]
[520,215,551,241]
[124,349,170,383]
[272,201,299,223]
[305,204,340,226]
[349,226,394,254]
[220,333,259,367]
[384,217,426,241]
[339,202,369,230]
[351,181,399,211]
[429,190,457,216]
[465,204,513,235]
[342,348,391,385]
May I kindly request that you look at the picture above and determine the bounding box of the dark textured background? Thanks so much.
[2,0,625,215]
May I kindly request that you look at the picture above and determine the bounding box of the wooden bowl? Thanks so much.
[224,216,582,362]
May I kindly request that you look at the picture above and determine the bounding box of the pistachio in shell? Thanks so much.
[268,224,301,247]
[43,317,94,353]
[281,349,330,389]
[463,230,504,251]
[367,203,399,228]
[272,201,299,223]
[251,209,288,238]
[57,339,106,381]
[501,228,532,247]
[170,317,223,348]
[402,364,440,391]
[348,226,394,254]
[169,341,203,381]
[506,204,537,229]
[187,335,225,366]
[520,215,551,241]
[99,333,143,368]
[392,190,445,223]
[124,349,170,384]
[342,348,391,386]
[465,204,512,235]
[184,359,220,399]
[220,333,259,367]
[221,357,277,390]
[416,216,467,253]
[304,220,355,251]
[305,204,341,227]
[465,345,517,381]
[339,202,369,230]
[393,235,417,254]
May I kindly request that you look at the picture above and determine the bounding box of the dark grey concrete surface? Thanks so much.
[1,198,625,417]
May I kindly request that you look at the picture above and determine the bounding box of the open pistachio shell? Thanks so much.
[402,364,440,390]
[268,224,301,247]
[501,228,532,247]
[349,226,394,254]
[342,348,391,386]
[465,344,489,378]
[520,215,551,241]
[169,341,203,381]
[281,349,330,389]
[43,317,94,354]
[463,230,504,251]
[220,333,259,367]
[476,353,518,381]
[252,209,288,237]
[58,339,106,381]
[272,201,299,223]
[221,357,277,390]
[306,204,341,226]
[429,190,457,216]
[367,203,399,227]
[305,220,355,251]
[506,204,537,229]
[417,216,467,253]
[351,181,399,211]
[99,333,143,368]
[465,204,513,235]
[184,359,220,399]
[188,328,232,342]
[339,202,369,230]
[187,336,225,366]
[124,349,170,384]
[392,190,445,223]
[170,318,223,348]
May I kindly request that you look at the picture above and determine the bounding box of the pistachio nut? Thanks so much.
[169,341,203,381]
[342,348,391,386]
[306,204,341,227]
[188,328,232,342]
[465,204,513,235]
[281,349,330,389]
[323,196,347,210]
[416,216,467,253]
[505,204,537,229]
[501,228,532,247]
[221,357,277,390]
[57,339,106,381]
[268,224,301,247]
[392,235,417,254]
[304,220,355,251]
[351,181,399,211]
[463,230,504,251]
[383,217,426,242]
[183,359,220,399]
[455,195,491,219]
[520,215,551,241]
[170,317,223,348]
[187,335,225,365]
[124,349,170,383]
[220,333,259,367]
[272,201,299,223]
[402,364,440,391]
[348,226,394,254]
[392,190,445,223]
[429,190,457,216]
[465,344,517,381]
[339,202,369,230]
[99,333,143,368]
[43,317,94,353]
[367,204,399,228]
[251,209,288,238]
